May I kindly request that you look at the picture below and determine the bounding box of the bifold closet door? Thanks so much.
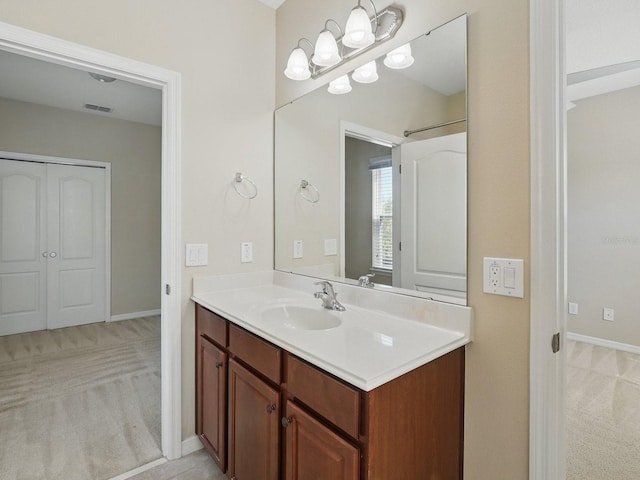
[0,160,48,336]
[46,163,106,330]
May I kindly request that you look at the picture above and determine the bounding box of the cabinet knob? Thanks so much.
[215,361,223,369]
[281,416,293,427]
[266,403,276,414]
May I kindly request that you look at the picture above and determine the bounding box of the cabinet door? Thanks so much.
[283,400,359,480]
[197,336,227,471]
[228,359,280,480]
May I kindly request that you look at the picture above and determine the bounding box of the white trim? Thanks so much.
[106,458,168,480]
[181,435,204,456]
[0,22,183,461]
[0,150,112,326]
[110,309,162,322]
[529,1,566,479]
[567,332,640,356]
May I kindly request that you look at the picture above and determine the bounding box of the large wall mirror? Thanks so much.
[275,14,467,305]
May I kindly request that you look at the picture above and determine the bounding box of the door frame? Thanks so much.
[0,22,183,460]
[529,0,566,478]
[0,152,112,329]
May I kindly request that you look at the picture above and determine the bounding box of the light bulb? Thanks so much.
[343,6,375,49]
[313,30,341,67]
[352,61,378,83]
[383,43,415,69]
[284,47,311,81]
[328,75,352,94]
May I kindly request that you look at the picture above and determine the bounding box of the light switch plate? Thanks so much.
[483,257,524,298]
[185,243,208,266]
[324,239,337,256]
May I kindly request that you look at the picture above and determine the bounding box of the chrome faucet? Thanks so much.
[358,273,375,288]
[313,281,346,311]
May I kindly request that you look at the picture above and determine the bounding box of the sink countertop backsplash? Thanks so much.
[192,270,472,391]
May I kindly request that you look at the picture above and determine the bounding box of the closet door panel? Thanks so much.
[0,159,47,335]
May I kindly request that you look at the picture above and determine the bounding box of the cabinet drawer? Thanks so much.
[286,355,360,439]
[196,305,227,347]
[229,324,281,384]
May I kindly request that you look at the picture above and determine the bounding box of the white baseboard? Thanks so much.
[567,332,640,355]
[107,458,167,480]
[109,309,161,322]
[182,435,204,456]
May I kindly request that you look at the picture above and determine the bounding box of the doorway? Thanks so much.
[0,22,182,461]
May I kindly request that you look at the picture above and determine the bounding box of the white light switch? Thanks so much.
[568,302,579,315]
[293,240,303,259]
[483,257,524,298]
[324,239,337,256]
[185,244,208,266]
[241,242,253,263]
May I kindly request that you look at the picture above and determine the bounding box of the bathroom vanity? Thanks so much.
[192,271,472,480]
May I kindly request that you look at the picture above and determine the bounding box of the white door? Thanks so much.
[400,132,467,297]
[0,160,106,335]
[46,163,106,329]
[0,160,48,335]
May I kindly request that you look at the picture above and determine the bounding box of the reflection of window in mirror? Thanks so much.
[371,158,393,273]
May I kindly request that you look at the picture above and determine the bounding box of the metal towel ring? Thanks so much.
[234,172,258,199]
[299,179,319,203]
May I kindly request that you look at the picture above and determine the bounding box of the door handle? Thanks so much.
[49,252,57,258]
[42,252,49,257]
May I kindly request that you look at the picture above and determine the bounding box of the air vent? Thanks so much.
[84,103,112,113]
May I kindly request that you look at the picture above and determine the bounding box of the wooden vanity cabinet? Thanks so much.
[195,305,464,480]
[195,305,228,471]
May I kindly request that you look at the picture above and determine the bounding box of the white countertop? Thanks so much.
[191,271,472,391]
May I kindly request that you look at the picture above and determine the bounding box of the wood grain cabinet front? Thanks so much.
[282,400,359,480]
[228,358,280,480]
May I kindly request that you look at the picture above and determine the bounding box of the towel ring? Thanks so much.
[299,179,319,203]
[234,172,258,199]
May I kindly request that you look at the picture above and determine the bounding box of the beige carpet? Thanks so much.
[0,317,162,480]
[567,340,640,480]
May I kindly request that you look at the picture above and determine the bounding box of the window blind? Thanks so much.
[371,165,393,270]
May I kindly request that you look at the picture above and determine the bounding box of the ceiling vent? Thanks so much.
[84,103,112,113]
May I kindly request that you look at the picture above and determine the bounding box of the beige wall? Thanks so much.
[0,97,161,316]
[276,1,531,479]
[0,0,276,439]
[568,86,640,346]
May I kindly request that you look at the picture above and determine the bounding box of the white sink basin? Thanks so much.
[261,305,342,331]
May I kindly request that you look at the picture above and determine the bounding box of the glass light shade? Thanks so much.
[328,75,352,94]
[313,30,341,67]
[284,47,311,80]
[383,43,415,69]
[352,61,378,83]
[343,6,375,48]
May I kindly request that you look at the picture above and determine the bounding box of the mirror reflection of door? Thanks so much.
[344,136,394,286]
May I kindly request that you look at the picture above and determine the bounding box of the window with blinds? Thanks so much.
[371,162,393,271]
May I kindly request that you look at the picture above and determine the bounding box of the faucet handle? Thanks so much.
[314,280,333,294]
[358,273,375,287]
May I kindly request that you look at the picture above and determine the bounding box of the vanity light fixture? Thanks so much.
[343,0,377,49]
[313,20,343,67]
[383,43,414,69]
[328,75,352,94]
[284,5,403,81]
[352,60,378,83]
[284,39,314,80]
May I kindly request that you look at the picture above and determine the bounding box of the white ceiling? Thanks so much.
[566,0,640,101]
[0,49,162,126]
[256,0,286,9]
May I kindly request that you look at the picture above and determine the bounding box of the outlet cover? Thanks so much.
[568,302,579,315]
[293,240,303,259]
[241,242,253,263]
[483,257,524,298]
[603,307,614,322]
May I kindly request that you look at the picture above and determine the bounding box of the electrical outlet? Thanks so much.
[293,240,303,259]
[483,257,524,298]
[489,266,500,286]
[603,307,614,322]
[241,242,253,263]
